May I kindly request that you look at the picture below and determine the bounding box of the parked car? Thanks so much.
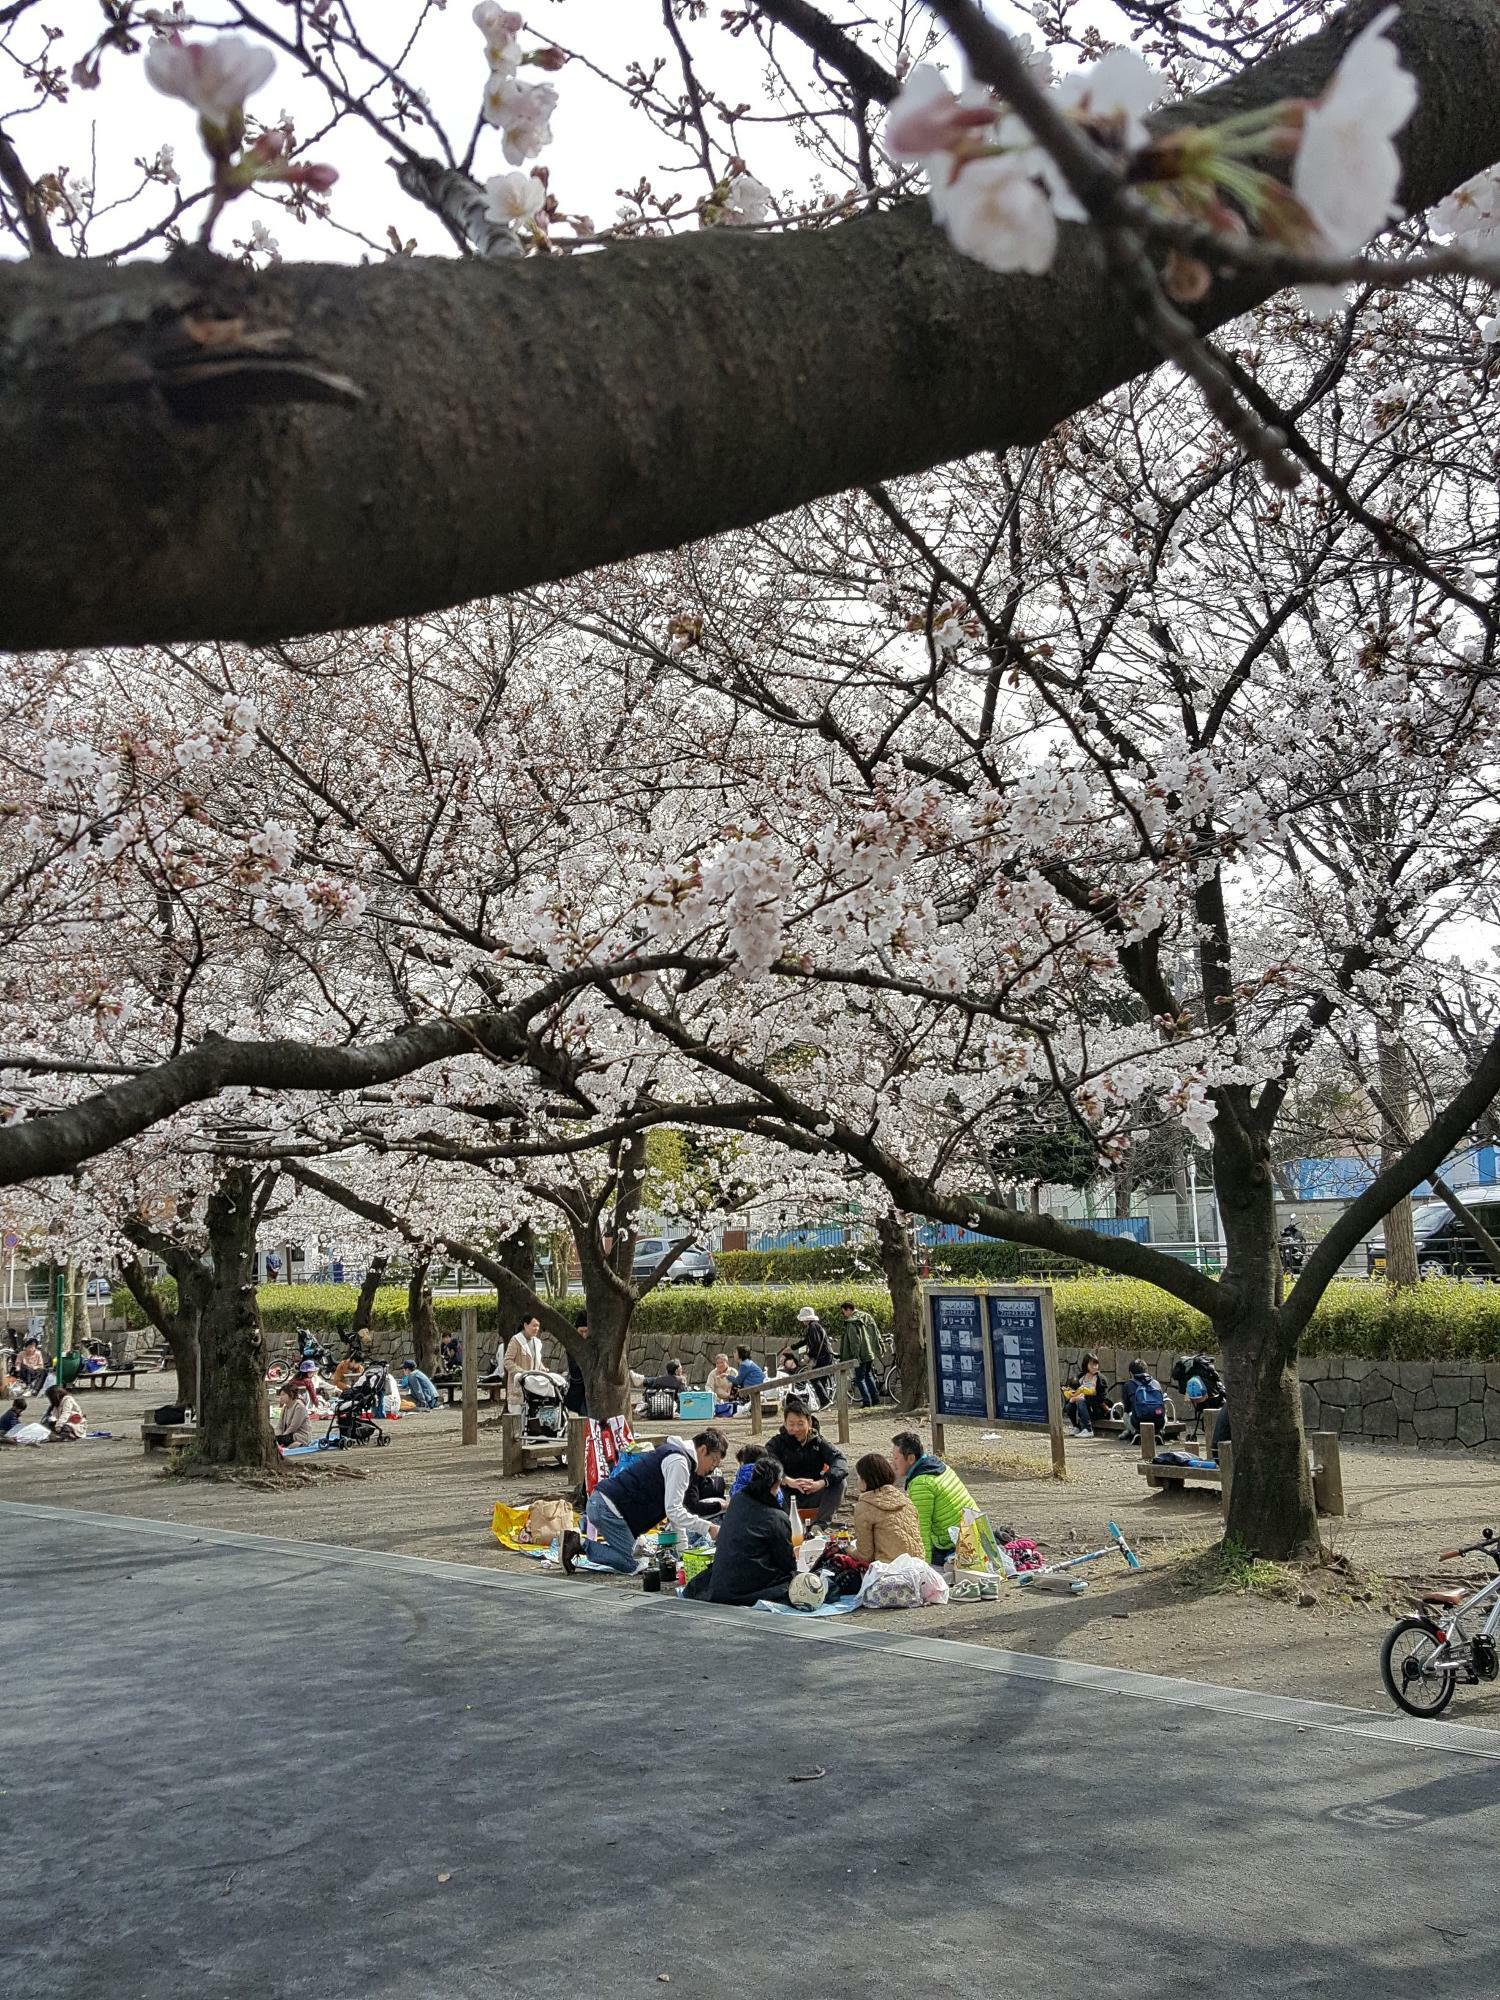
[631,1236,716,1288]
[1367,1199,1500,1279]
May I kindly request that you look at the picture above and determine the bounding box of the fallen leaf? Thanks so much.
[437,1872,452,1884]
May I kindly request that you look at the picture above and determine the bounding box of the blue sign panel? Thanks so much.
[985,1293,1049,1425]
[929,1291,989,1418]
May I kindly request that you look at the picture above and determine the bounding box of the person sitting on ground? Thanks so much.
[41,1383,86,1443]
[769,1394,848,1528]
[729,1345,764,1392]
[562,1430,727,1575]
[890,1430,985,1568]
[0,1394,27,1439]
[707,1352,735,1403]
[1118,1358,1167,1445]
[439,1332,462,1376]
[851,1451,925,1563]
[16,1338,46,1393]
[694,1454,798,1606]
[1063,1352,1109,1436]
[398,1358,440,1411]
[643,1359,688,1396]
[275,1381,315,1449]
[731,1439,767,1497]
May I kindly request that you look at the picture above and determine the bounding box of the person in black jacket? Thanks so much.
[768,1395,847,1526]
[697,1456,797,1605]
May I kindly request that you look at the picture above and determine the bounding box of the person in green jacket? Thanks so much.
[891,1431,984,1567]
[838,1299,883,1407]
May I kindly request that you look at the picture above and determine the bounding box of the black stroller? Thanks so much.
[518,1369,568,1447]
[325,1362,390,1448]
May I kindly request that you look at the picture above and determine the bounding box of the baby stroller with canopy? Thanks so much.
[518,1369,569,1448]
[326,1362,390,1448]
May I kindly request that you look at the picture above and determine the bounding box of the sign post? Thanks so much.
[924,1282,1065,1478]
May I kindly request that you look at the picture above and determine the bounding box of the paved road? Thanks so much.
[7,1504,1500,1999]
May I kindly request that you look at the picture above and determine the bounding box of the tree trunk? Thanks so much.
[1378,1024,1419,1289]
[68,1261,89,1346]
[575,1289,633,1418]
[407,1260,439,1377]
[196,1167,277,1469]
[875,1213,925,1412]
[1212,1120,1319,1559]
[118,1252,201,1410]
[352,1252,389,1335]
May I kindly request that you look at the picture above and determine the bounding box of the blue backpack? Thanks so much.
[1133,1377,1166,1422]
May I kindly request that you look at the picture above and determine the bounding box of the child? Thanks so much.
[730,1440,767,1497]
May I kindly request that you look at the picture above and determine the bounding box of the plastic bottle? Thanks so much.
[788,1497,804,1557]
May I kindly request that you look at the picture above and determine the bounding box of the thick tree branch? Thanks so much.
[4,0,1499,649]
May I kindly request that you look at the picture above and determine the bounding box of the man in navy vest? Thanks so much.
[565,1429,728,1575]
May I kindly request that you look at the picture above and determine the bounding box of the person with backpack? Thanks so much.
[1118,1359,1167,1445]
[837,1300,884,1407]
[1170,1353,1226,1439]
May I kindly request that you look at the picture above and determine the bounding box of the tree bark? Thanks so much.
[118,1250,202,1410]
[3,0,1499,650]
[1211,1120,1320,1559]
[351,1252,388,1336]
[196,1167,277,1469]
[875,1213,925,1412]
[1378,1024,1420,1289]
[406,1260,439,1377]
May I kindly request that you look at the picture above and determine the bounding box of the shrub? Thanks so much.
[113,1281,503,1339]
[718,1245,885,1285]
[632,1283,890,1352]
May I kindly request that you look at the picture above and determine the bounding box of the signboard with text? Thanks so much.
[922,1282,1065,1476]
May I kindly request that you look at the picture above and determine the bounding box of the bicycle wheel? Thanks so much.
[1381,1617,1458,1718]
[880,1359,901,1402]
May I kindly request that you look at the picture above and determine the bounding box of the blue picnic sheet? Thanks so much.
[754,1596,857,1617]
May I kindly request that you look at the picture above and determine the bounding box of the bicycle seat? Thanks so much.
[1420,1587,1469,1608]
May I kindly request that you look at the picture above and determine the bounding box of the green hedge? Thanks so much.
[718,1241,1085,1285]
[113,1274,1500,1362]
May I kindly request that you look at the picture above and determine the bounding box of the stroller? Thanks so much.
[325,1363,390,1448]
[518,1369,569,1447]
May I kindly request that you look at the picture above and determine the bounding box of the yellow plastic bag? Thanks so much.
[491,1502,532,1551]
[952,1507,1002,1574]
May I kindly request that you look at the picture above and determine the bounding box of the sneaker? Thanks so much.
[560,1529,583,1575]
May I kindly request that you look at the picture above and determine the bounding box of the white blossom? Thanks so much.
[1292,7,1416,254]
[482,74,557,165]
[484,170,544,228]
[941,152,1056,276]
[145,33,275,129]
[722,173,772,228]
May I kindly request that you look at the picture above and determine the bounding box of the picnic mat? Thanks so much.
[754,1596,857,1617]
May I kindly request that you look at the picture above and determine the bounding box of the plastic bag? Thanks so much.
[856,1552,950,1610]
[491,1502,532,1551]
[952,1507,1003,1575]
[526,1498,575,1543]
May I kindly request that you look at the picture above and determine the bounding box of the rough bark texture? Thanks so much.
[1378,1025,1419,1289]
[875,1214,925,1412]
[351,1252,388,1336]
[1212,1120,1320,1558]
[196,1168,277,1469]
[406,1260,439,1378]
[2,1,1498,649]
[118,1249,202,1410]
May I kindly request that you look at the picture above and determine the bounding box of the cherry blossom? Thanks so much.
[482,75,557,166]
[722,174,772,228]
[942,154,1057,275]
[484,170,544,229]
[1292,7,1417,254]
[144,33,275,136]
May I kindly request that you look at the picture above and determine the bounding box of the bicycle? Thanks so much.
[1380,1527,1500,1718]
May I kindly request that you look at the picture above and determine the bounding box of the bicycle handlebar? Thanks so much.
[1440,1528,1500,1561]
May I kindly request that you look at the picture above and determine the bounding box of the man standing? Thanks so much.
[890,1430,984,1568]
[838,1299,883,1408]
[563,1430,727,1575]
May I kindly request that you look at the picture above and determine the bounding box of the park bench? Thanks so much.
[76,1367,144,1391]
[1092,1412,1184,1441]
[1133,1424,1344,1520]
[434,1372,505,1408]
[141,1420,195,1453]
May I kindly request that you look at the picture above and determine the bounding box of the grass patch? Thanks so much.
[1172,1535,1297,1600]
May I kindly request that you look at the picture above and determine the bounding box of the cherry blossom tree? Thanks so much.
[3,2,1500,646]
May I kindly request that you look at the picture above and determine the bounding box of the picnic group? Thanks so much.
[0,1335,120,1446]
[542,1395,1009,1612]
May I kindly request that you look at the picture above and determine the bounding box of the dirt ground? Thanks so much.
[8,1380,1500,1723]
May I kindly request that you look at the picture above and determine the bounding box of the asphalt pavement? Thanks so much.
[6,1502,1499,1999]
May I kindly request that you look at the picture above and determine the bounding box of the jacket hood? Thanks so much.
[863,1484,912,1514]
[906,1453,946,1483]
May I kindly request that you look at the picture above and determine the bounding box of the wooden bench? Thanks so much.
[434,1373,505,1408]
[141,1420,195,1454]
[76,1367,144,1391]
[1135,1422,1231,1517]
[1092,1413,1184,1441]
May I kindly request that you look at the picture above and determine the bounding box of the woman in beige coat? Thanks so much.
[851,1452,925,1563]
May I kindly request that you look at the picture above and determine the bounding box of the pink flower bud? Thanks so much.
[288,161,339,192]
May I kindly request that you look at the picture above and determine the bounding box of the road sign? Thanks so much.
[923,1282,1065,1477]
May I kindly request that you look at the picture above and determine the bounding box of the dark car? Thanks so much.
[1367,1199,1500,1279]
[630,1236,716,1288]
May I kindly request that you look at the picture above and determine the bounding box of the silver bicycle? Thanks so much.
[1381,1527,1500,1718]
